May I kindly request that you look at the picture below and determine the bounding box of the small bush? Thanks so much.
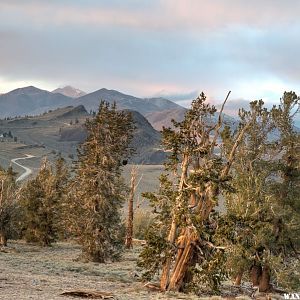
[133,210,153,240]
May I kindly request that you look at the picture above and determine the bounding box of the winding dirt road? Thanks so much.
[11,154,35,182]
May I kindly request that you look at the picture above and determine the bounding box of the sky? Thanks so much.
[1,0,300,108]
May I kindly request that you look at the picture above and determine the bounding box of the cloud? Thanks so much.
[0,0,300,105]
[1,0,300,32]
[153,90,200,101]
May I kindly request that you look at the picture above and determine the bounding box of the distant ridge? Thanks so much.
[76,88,184,115]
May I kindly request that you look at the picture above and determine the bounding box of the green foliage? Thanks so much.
[66,101,134,262]
[0,165,18,244]
[185,248,227,293]
[20,157,68,246]
[219,92,300,290]
[138,173,177,275]
[137,222,169,281]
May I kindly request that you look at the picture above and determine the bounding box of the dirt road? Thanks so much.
[11,154,35,182]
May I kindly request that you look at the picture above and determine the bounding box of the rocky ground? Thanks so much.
[0,241,282,300]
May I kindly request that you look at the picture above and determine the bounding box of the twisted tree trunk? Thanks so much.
[250,264,262,287]
[259,265,271,292]
[0,230,7,247]
[160,154,189,291]
[168,228,198,291]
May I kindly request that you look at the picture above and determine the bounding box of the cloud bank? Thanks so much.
[0,0,300,108]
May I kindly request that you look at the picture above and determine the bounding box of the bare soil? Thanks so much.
[0,241,193,300]
[0,241,281,300]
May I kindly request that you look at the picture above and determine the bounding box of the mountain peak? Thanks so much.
[7,86,45,96]
[52,86,86,98]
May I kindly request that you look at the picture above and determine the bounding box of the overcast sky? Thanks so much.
[1,0,300,107]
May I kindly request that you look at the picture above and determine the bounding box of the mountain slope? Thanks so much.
[0,86,74,118]
[146,107,187,130]
[0,105,165,164]
[59,109,165,163]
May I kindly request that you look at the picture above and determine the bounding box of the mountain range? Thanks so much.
[0,86,185,123]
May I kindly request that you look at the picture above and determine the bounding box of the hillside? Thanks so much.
[146,107,238,131]
[0,106,165,165]
[145,107,187,130]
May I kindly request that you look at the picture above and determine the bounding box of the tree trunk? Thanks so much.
[168,228,198,291]
[250,264,262,287]
[234,270,243,286]
[125,167,136,249]
[259,265,271,292]
[0,230,7,247]
[160,154,189,291]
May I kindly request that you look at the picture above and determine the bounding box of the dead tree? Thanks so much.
[125,166,137,249]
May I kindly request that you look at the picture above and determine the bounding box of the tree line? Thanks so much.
[0,94,299,294]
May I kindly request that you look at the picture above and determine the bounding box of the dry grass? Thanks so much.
[0,240,218,300]
[0,240,147,300]
[0,240,280,300]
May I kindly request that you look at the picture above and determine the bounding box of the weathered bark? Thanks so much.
[168,228,198,291]
[250,264,262,287]
[125,167,137,249]
[0,230,7,246]
[234,270,243,286]
[160,154,189,291]
[259,265,271,292]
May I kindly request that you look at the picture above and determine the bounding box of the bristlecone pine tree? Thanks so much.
[0,165,18,246]
[138,92,250,292]
[20,157,65,246]
[218,92,300,291]
[66,101,134,262]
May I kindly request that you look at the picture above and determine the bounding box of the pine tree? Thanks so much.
[219,93,300,291]
[217,100,274,288]
[267,92,300,290]
[138,93,249,292]
[20,158,58,246]
[53,156,69,240]
[0,165,18,246]
[67,101,134,262]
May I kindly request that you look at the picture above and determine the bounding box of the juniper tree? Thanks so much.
[219,92,300,291]
[138,92,249,292]
[0,165,18,246]
[20,158,61,246]
[67,101,134,262]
